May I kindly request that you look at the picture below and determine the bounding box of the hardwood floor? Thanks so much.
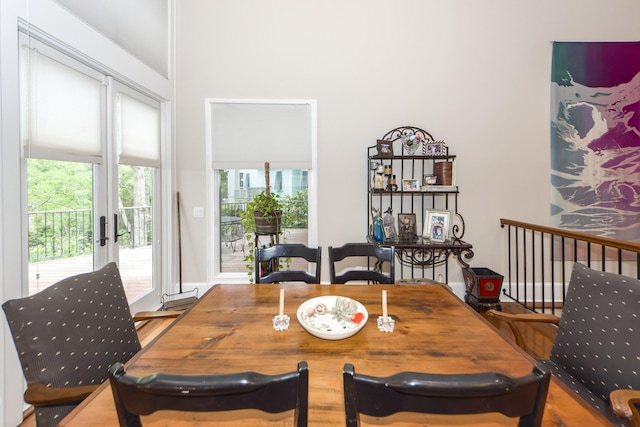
[16,301,554,427]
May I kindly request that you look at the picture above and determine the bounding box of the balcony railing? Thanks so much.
[28,207,152,262]
[500,218,640,314]
[220,199,308,228]
[28,201,306,264]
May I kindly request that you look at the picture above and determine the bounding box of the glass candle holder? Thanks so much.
[273,314,290,331]
[377,315,395,333]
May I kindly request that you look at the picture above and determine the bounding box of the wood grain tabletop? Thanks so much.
[60,283,612,427]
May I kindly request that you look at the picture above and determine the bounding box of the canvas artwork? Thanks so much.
[551,42,640,242]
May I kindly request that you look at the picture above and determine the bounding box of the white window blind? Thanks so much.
[117,92,161,167]
[210,101,313,170]
[22,47,103,163]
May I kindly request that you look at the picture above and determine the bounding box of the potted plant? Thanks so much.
[240,162,286,282]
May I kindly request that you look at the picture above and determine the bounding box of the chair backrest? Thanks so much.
[550,262,640,405]
[256,244,322,284]
[343,363,550,427]
[2,262,141,427]
[328,243,395,284]
[108,361,309,427]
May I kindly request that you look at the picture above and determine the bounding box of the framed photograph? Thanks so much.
[397,213,417,241]
[383,224,397,240]
[423,210,451,241]
[423,174,437,185]
[424,141,447,156]
[376,139,394,158]
[402,178,420,191]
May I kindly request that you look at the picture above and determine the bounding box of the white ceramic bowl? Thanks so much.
[296,296,368,340]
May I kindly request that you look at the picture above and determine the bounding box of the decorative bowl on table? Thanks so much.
[296,296,368,340]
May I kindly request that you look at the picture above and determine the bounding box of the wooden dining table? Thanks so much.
[60,283,613,426]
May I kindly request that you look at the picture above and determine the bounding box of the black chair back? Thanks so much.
[343,363,550,427]
[109,361,309,427]
[328,243,395,284]
[2,262,141,427]
[256,244,321,283]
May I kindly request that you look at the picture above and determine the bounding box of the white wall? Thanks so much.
[175,0,640,286]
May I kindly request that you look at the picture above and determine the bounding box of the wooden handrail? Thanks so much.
[500,218,640,254]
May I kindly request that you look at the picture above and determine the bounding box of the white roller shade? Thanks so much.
[210,101,312,170]
[117,92,161,167]
[22,47,103,163]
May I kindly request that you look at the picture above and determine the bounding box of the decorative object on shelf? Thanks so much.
[386,174,398,192]
[373,164,385,190]
[240,162,286,283]
[376,139,393,157]
[372,207,384,243]
[423,174,437,185]
[401,130,422,155]
[402,178,420,191]
[424,140,448,156]
[398,213,418,242]
[382,207,397,242]
[424,210,451,241]
[433,161,453,185]
[383,164,392,176]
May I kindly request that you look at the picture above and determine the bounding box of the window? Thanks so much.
[206,99,317,281]
[20,32,165,310]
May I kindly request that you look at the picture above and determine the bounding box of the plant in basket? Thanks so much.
[240,162,287,282]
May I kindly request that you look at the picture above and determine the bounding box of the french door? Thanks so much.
[22,34,162,311]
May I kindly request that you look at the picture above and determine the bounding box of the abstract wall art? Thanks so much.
[551,42,640,242]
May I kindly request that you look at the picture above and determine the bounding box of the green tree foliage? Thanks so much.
[28,159,93,211]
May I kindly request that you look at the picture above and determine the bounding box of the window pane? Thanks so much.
[28,158,94,294]
[219,168,309,273]
[118,164,154,300]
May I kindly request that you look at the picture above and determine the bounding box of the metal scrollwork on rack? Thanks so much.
[381,126,434,145]
[396,242,474,269]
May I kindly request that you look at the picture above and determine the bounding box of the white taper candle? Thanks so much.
[382,290,388,318]
[279,288,285,318]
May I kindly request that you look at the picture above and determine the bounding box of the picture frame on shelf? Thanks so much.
[423,174,437,185]
[402,178,420,191]
[383,224,397,240]
[424,141,447,156]
[424,210,451,241]
[398,213,417,242]
[376,139,394,158]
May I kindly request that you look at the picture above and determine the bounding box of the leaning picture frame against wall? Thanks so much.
[423,210,451,241]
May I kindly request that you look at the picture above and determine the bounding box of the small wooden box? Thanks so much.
[462,267,503,312]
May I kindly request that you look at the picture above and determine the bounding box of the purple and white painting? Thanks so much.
[551,42,640,242]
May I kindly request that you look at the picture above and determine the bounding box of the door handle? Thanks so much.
[97,216,109,246]
[114,214,128,243]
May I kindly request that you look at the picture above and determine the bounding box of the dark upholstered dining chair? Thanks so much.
[343,363,550,427]
[2,262,180,427]
[256,244,322,283]
[329,243,395,284]
[487,262,640,426]
[108,361,309,427]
